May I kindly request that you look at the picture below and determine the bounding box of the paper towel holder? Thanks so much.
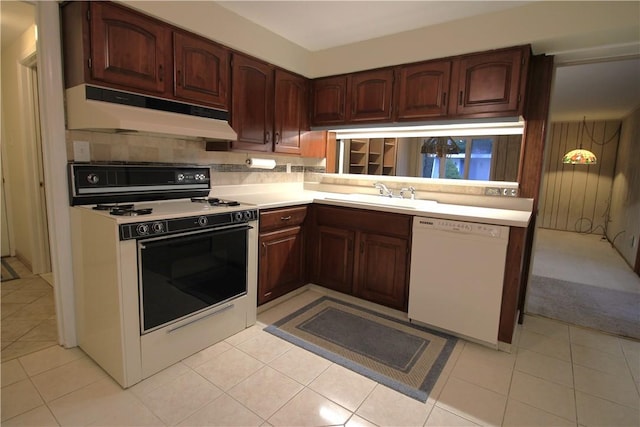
[245,157,276,170]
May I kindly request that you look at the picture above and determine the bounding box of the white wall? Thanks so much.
[609,106,640,268]
[1,24,38,268]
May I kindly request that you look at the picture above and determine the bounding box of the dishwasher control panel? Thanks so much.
[415,217,506,238]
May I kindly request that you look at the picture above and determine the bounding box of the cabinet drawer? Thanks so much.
[260,206,308,231]
[315,205,411,238]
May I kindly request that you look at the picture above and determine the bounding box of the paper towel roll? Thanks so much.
[246,158,276,169]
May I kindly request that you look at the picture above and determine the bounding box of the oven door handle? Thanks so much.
[139,224,253,248]
[166,303,235,333]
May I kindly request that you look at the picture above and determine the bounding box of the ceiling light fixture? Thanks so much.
[421,136,460,157]
[562,117,621,165]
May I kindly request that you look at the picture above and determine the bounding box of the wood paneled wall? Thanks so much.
[538,120,621,234]
[491,135,521,182]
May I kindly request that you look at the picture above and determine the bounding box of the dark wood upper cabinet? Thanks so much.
[274,69,308,155]
[311,76,348,125]
[231,54,274,151]
[396,60,452,120]
[173,31,229,109]
[62,1,231,110]
[452,47,529,117]
[311,45,530,125]
[87,2,170,94]
[349,69,395,123]
[311,70,394,125]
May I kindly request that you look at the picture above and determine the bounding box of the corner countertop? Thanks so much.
[228,190,532,228]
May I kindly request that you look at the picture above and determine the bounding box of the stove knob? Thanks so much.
[87,173,99,185]
[177,173,185,181]
[152,222,164,233]
[136,224,150,236]
[234,212,243,222]
[198,216,208,226]
[243,211,252,221]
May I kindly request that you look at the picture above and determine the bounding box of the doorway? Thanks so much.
[0,3,51,276]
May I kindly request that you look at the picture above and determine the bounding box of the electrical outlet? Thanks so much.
[485,187,501,196]
[73,140,90,162]
[286,163,292,173]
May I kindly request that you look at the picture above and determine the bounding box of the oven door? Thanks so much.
[138,224,250,334]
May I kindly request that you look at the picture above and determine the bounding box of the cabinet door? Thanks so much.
[231,54,274,151]
[396,61,451,120]
[311,76,348,125]
[274,70,308,155]
[349,69,395,123]
[354,233,408,311]
[453,48,527,116]
[314,226,355,294]
[258,227,305,305]
[89,2,169,94]
[173,31,229,109]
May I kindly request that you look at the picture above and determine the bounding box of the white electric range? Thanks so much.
[68,163,258,388]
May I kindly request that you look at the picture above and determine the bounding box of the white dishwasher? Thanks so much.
[408,216,509,346]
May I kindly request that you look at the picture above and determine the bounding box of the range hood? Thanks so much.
[65,85,237,142]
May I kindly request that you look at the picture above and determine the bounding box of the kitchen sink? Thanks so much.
[323,193,437,210]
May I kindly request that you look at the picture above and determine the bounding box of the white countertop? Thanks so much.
[231,190,532,228]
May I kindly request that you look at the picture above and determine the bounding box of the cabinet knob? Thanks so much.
[265,131,271,143]
[275,132,280,144]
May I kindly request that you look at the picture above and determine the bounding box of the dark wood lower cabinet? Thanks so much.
[311,205,411,311]
[354,233,408,311]
[258,226,305,305]
[257,206,308,305]
[314,225,355,294]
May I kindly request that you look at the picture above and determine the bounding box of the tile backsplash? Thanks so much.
[66,130,326,186]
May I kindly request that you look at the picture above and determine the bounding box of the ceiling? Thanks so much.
[2,1,638,121]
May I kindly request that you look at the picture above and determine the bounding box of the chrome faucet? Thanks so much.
[400,186,416,199]
[373,182,393,197]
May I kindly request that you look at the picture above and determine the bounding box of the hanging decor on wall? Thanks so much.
[562,117,621,165]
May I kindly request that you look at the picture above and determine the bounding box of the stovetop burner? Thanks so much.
[93,204,153,216]
[190,197,241,207]
[110,207,153,216]
[93,203,134,211]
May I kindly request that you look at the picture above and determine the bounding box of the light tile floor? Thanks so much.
[2,288,639,426]
[1,257,58,362]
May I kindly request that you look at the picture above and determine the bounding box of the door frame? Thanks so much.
[36,2,77,347]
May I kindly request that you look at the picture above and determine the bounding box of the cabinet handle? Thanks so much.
[177,69,182,86]
[261,242,267,256]
[458,90,463,106]
[280,216,292,221]
[275,132,280,144]
[265,131,271,143]
[159,64,163,82]
[442,92,447,106]
[264,292,272,298]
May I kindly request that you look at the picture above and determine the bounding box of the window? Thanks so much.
[421,137,495,180]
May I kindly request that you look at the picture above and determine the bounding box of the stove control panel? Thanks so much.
[119,209,258,240]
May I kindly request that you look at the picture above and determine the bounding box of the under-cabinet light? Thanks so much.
[331,120,525,139]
